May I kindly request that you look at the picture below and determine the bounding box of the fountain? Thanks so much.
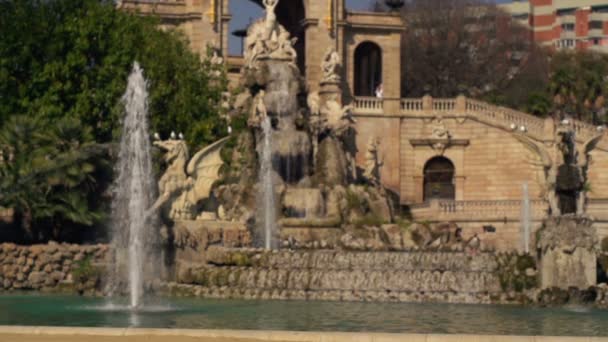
[257,116,277,249]
[513,122,605,289]
[109,62,158,309]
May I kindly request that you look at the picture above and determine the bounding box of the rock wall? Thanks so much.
[0,243,108,294]
[164,248,513,304]
[537,216,598,289]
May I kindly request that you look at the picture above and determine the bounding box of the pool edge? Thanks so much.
[0,326,605,342]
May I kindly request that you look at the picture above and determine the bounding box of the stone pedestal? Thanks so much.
[319,80,342,105]
[538,215,598,289]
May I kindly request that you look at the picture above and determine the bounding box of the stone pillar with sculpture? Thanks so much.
[513,121,605,289]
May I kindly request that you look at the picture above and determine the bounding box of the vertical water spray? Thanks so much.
[110,62,157,309]
[258,116,277,250]
[521,182,531,254]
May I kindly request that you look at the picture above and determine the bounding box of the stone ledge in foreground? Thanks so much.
[0,326,605,342]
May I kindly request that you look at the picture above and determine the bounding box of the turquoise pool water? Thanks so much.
[0,294,607,336]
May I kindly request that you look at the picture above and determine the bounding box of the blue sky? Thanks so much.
[228,0,515,55]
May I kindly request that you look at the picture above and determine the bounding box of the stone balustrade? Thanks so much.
[411,199,547,222]
[352,95,607,149]
[432,98,456,111]
[400,98,423,112]
[352,96,383,114]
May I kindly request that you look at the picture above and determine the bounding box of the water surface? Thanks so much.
[0,294,607,336]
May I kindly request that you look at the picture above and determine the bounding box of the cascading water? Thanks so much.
[258,116,277,250]
[264,62,311,184]
[110,62,158,309]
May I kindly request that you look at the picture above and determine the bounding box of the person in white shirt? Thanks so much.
[375,83,384,98]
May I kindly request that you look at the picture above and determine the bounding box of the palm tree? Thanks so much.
[0,115,109,241]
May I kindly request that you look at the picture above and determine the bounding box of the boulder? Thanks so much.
[380,224,403,250]
[27,272,45,285]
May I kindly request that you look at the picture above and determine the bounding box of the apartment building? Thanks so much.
[500,0,608,52]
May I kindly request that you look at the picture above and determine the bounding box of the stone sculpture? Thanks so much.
[263,0,279,40]
[321,48,341,83]
[151,136,229,220]
[210,48,224,78]
[363,137,383,186]
[248,90,267,128]
[513,132,560,216]
[431,116,450,140]
[574,131,605,215]
[513,123,604,216]
[242,0,298,69]
[307,92,323,165]
[321,100,355,136]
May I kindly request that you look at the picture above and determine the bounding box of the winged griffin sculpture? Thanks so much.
[512,132,560,216]
[150,136,229,221]
[574,132,605,215]
[513,124,604,216]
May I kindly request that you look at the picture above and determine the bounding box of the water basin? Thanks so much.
[0,294,607,336]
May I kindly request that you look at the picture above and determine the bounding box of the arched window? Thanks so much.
[424,157,455,201]
[354,42,382,96]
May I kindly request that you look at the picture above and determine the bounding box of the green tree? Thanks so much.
[0,116,109,242]
[0,0,227,150]
[548,51,608,124]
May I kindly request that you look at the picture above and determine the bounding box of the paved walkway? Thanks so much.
[0,326,606,342]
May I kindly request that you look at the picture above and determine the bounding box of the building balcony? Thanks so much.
[588,28,606,38]
[560,31,576,39]
[558,15,576,24]
[590,12,607,22]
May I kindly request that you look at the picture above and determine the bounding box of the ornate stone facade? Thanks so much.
[119,0,608,252]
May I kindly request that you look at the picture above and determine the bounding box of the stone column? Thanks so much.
[422,95,433,112]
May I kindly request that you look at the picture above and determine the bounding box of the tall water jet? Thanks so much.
[110,62,158,308]
[257,116,277,250]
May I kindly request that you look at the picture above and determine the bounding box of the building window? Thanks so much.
[354,42,383,97]
[589,21,603,30]
[423,157,455,201]
[512,13,529,21]
[561,23,575,31]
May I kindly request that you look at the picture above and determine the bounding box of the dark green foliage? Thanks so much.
[548,51,608,124]
[353,214,386,230]
[72,256,101,286]
[0,0,228,242]
[0,116,110,242]
[0,0,227,149]
[496,252,538,293]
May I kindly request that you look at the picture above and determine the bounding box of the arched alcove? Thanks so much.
[423,157,455,201]
[276,0,306,73]
[354,41,382,96]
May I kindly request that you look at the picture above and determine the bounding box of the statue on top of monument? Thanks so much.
[513,132,560,216]
[513,122,605,217]
[321,48,341,83]
[574,130,605,215]
[242,0,298,69]
[263,0,279,40]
